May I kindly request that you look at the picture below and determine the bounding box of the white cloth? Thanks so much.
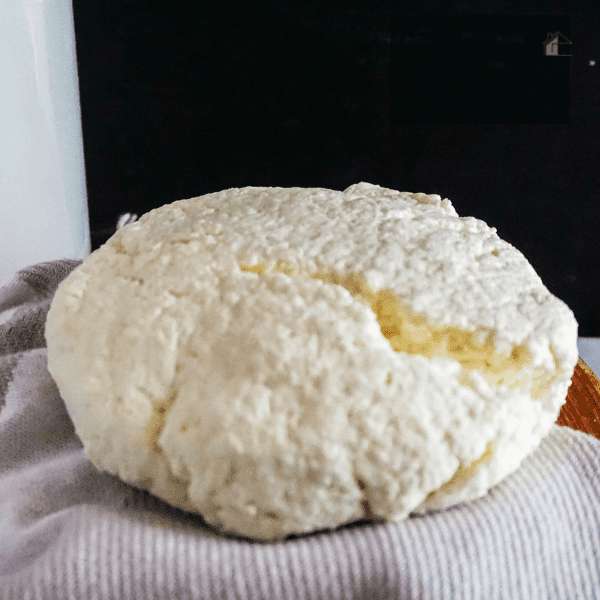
[1,260,599,600]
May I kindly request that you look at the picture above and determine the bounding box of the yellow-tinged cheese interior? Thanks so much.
[425,440,495,499]
[238,260,555,400]
[147,386,179,455]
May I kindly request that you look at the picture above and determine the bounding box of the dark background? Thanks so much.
[72,1,600,335]
[391,15,571,123]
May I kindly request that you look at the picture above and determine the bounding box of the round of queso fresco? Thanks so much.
[45,183,579,542]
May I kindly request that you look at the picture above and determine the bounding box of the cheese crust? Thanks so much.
[45,183,578,541]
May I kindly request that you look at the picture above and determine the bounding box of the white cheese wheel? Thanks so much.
[44,183,578,541]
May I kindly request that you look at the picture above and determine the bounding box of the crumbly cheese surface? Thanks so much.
[45,183,578,541]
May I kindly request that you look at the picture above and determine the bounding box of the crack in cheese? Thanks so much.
[427,440,496,499]
[238,260,555,400]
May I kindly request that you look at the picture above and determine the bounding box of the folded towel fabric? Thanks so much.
[0,259,599,600]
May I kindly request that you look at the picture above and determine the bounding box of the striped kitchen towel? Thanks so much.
[1,259,599,600]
